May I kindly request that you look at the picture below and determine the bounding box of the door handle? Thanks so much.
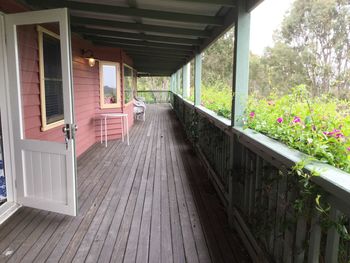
[62,124,77,150]
[62,124,78,138]
[62,126,69,133]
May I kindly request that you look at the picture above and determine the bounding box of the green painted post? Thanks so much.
[182,63,190,98]
[171,74,174,92]
[229,0,251,229]
[231,0,251,127]
[176,69,181,94]
[194,53,202,106]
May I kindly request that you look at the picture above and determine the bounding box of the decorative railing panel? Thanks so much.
[172,92,350,263]
[136,90,170,104]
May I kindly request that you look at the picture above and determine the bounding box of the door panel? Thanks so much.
[5,9,77,216]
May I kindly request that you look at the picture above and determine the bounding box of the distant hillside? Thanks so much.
[104,86,116,95]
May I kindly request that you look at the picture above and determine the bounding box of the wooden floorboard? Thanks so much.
[0,104,250,263]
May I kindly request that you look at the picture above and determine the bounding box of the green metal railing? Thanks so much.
[171,92,350,263]
[136,90,170,104]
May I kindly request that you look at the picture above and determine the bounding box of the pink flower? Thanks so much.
[347,147,350,151]
[277,117,283,123]
[335,132,344,139]
[292,116,301,123]
[323,129,344,139]
[249,112,255,118]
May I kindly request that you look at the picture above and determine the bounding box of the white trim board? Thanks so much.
[0,13,16,204]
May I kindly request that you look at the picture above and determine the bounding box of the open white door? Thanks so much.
[5,8,77,216]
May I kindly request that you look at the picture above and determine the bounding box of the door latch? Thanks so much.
[62,124,78,149]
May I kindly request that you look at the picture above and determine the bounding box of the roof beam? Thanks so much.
[134,64,184,70]
[138,73,172,77]
[126,50,189,58]
[171,0,235,7]
[137,69,173,74]
[137,68,175,72]
[126,52,189,60]
[72,26,202,46]
[199,9,235,54]
[134,63,180,68]
[93,41,193,56]
[71,17,211,38]
[84,35,194,51]
[133,57,186,63]
[26,0,224,26]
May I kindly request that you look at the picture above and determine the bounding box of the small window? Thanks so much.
[38,26,64,131]
[100,61,121,108]
[123,64,134,104]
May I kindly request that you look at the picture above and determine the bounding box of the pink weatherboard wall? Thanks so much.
[13,19,135,158]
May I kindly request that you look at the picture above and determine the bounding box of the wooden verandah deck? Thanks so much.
[0,104,250,263]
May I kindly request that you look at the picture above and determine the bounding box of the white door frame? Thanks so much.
[0,12,21,224]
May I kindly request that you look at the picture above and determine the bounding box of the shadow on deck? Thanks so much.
[0,104,250,263]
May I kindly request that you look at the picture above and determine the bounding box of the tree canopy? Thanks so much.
[251,0,350,98]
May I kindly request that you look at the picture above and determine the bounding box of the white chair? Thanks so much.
[133,98,146,121]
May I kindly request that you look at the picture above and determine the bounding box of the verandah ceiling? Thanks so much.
[20,0,263,76]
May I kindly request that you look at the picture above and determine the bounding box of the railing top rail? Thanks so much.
[137,90,170,92]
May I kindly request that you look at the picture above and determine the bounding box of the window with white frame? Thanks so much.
[100,61,121,108]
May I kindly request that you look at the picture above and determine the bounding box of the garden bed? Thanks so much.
[197,85,350,174]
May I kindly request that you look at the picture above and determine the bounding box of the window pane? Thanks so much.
[43,34,62,79]
[124,65,133,103]
[45,80,63,124]
[102,65,117,104]
[43,33,64,124]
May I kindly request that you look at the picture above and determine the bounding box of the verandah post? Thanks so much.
[182,62,190,99]
[194,53,202,106]
[174,72,177,93]
[170,74,173,92]
[231,0,251,127]
[176,69,181,95]
[229,0,251,227]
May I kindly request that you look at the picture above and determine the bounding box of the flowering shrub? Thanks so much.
[189,84,350,173]
[190,84,232,118]
[246,86,350,173]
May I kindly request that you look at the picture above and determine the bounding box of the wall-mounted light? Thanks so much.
[81,49,96,67]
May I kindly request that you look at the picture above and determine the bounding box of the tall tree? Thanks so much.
[202,28,234,89]
[278,0,350,97]
[137,76,169,91]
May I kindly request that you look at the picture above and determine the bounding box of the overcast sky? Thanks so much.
[250,0,295,55]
